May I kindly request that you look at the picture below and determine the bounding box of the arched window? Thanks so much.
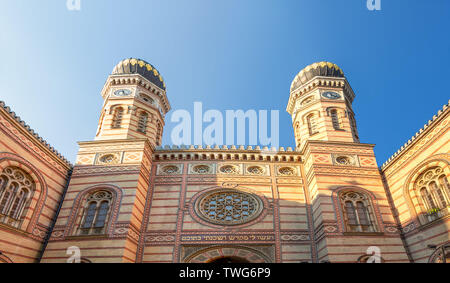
[340,191,377,233]
[0,167,34,228]
[415,167,449,216]
[79,191,113,235]
[330,109,341,130]
[111,107,124,128]
[137,112,149,133]
[306,114,318,136]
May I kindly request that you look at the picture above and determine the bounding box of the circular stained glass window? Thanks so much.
[336,156,351,165]
[193,165,211,174]
[163,165,179,174]
[220,165,238,174]
[99,154,117,164]
[196,190,263,226]
[247,166,264,175]
[279,167,295,176]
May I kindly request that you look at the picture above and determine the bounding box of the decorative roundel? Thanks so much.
[162,165,179,174]
[99,154,117,164]
[247,166,264,175]
[219,165,238,174]
[193,165,211,174]
[336,156,351,165]
[196,189,263,226]
[322,91,341,100]
[278,167,295,176]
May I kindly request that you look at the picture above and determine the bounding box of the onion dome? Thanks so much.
[112,58,166,90]
[290,62,344,92]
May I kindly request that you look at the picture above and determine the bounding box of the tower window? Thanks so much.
[307,114,319,136]
[112,107,124,128]
[330,109,342,130]
[156,122,162,146]
[0,167,34,228]
[137,112,149,133]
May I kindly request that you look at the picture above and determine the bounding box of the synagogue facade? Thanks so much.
[0,59,448,263]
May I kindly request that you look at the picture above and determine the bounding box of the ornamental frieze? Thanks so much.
[310,166,380,177]
[180,234,275,242]
[310,145,374,155]
[187,177,272,183]
[154,176,183,183]
[280,234,310,241]
[72,165,141,176]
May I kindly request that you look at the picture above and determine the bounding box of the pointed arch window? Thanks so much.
[415,167,450,218]
[0,167,34,228]
[79,191,113,235]
[340,191,377,233]
[306,114,318,136]
[111,107,124,129]
[137,112,149,133]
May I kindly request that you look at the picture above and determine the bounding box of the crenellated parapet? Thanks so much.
[0,100,72,168]
[381,100,449,171]
[153,145,301,162]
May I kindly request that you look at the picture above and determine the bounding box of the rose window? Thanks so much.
[163,165,179,174]
[336,156,351,165]
[247,166,264,175]
[279,167,295,176]
[197,190,263,225]
[99,154,117,164]
[193,165,211,174]
[220,165,238,174]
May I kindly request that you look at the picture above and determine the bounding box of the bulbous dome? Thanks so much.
[112,58,166,90]
[290,62,344,92]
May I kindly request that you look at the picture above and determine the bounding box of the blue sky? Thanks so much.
[0,0,449,164]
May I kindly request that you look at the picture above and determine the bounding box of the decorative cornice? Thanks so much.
[0,100,72,167]
[286,76,355,115]
[155,145,298,152]
[154,145,302,162]
[381,100,450,170]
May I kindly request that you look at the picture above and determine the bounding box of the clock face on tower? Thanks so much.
[114,89,132,97]
[322,91,341,100]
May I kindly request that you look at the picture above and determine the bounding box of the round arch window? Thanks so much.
[196,189,263,226]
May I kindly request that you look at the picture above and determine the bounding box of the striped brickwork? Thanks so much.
[301,140,409,263]
[381,102,449,263]
[0,101,71,263]
[41,139,153,263]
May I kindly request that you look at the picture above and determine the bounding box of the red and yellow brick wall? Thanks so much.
[0,102,71,263]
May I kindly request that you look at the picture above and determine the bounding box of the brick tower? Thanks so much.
[288,62,409,263]
[41,58,170,263]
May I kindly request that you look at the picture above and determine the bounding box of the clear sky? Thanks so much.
[0,0,449,164]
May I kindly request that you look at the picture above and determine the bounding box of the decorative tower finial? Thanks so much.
[95,58,171,148]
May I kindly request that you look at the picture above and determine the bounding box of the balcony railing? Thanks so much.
[0,214,21,229]
[419,206,450,225]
